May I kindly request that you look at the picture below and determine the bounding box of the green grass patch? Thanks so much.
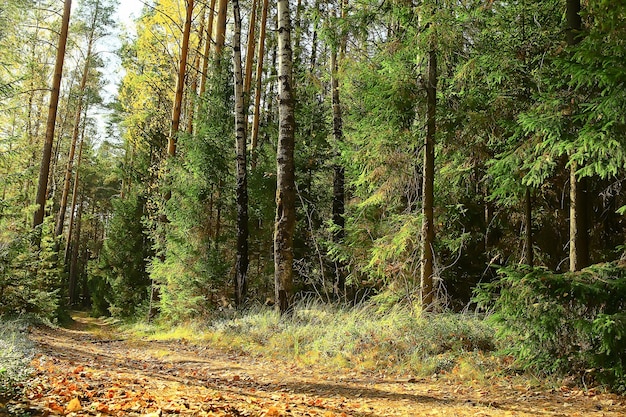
[126,302,498,381]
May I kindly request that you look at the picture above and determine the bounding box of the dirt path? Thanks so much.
[15,314,626,416]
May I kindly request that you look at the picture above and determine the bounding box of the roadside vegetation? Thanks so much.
[0,317,35,402]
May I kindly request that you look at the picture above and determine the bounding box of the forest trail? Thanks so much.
[15,313,626,416]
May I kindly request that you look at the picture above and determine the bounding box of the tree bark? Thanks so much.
[243,0,258,98]
[566,0,589,271]
[233,0,249,307]
[199,0,217,96]
[169,0,194,156]
[274,0,297,315]
[524,187,534,266]
[56,1,99,239]
[33,0,72,234]
[214,0,228,56]
[420,46,437,310]
[65,130,85,266]
[68,193,84,305]
[187,2,207,135]
[330,5,346,298]
[250,0,269,169]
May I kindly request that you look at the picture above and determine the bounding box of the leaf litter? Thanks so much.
[3,314,626,416]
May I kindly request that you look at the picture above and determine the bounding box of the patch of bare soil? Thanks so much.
[7,314,626,416]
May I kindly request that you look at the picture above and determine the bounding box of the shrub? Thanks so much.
[474,262,626,391]
[0,317,35,400]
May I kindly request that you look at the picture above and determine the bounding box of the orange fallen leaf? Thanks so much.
[265,405,282,416]
[47,401,65,414]
[66,398,82,413]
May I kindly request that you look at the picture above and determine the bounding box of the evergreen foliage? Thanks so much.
[149,59,235,322]
[475,262,626,391]
[89,193,151,318]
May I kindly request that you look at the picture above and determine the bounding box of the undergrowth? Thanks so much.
[129,302,498,381]
[0,316,35,401]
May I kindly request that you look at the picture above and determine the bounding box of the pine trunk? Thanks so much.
[420,47,437,310]
[250,0,269,169]
[214,0,228,56]
[56,11,97,239]
[274,0,296,315]
[65,134,85,266]
[33,0,71,233]
[199,0,217,96]
[169,0,194,156]
[566,0,589,271]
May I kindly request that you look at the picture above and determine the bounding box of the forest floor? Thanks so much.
[6,313,626,416]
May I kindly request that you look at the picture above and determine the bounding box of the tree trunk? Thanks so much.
[570,161,589,270]
[233,0,249,307]
[187,3,207,135]
[330,12,346,298]
[274,0,297,315]
[65,133,85,266]
[243,0,258,98]
[33,0,72,234]
[68,195,84,305]
[250,0,269,169]
[524,187,533,266]
[566,0,589,272]
[56,4,98,239]
[169,0,194,156]
[199,0,217,96]
[214,0,228,56]
[420,46,437,310]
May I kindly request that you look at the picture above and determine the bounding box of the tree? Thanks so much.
[566,0,588,272]
[330,1,346,298]
[233,0,249,306]
[274,0,296,314]
[420,42,437,310]
[33,0,72,234]
[56,0,115,240]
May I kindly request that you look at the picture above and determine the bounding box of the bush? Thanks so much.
[474,262,626,391]
[0,317,35,400]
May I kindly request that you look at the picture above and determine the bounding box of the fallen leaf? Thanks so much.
[265,405,282,416]
[66,398,81,413]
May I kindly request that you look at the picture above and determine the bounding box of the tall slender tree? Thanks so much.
[250,0,269,169]
[566,0,588,272]
[233,0,249,306]
[274,0,296,314]
[33,0,72,234]
[330,2,346,298]
[420,27,437,310]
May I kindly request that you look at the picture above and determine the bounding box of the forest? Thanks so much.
[1,0,626,398]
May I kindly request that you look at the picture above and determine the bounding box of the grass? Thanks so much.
[126,301,501,381]
[0,316,36,401]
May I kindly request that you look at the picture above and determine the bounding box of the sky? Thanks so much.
[114,0,145,32]
[89,0,146,143]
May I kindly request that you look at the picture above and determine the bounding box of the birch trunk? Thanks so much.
[274,0,296,315]
[233,0,249,307]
